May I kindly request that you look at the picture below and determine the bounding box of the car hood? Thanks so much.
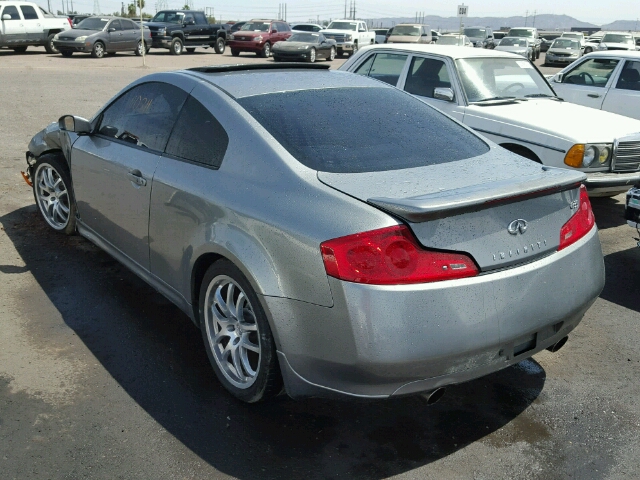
[464,99,640,144]
[61,28,102,38]
[322,29,356,35]
[548,48,579,54]
[232,31,267,38]
[387,36,420,43]
[143,21,178,28]
[601,42,636,49]
[273,41,313,50]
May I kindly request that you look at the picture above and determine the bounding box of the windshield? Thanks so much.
[241,22,270,32]
[238,87,488,173]
[327,21,357,31]
[464,28,486,38]
[438,36,463,45]
[499,38,528,47]
[552,39,579,49]
[508,28,534,38]
[151,11,184,23]
[289,33,319,42]
[456,57,554,103]
[602,34,633,44]
[391,25,420,36]
[562,33,582,39]
[76,17,109,30]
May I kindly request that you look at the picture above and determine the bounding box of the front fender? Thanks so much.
[28,122,77,166]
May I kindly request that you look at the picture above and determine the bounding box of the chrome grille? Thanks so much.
[325,34,345,42]
[614,141,640,172]
[58,36,75,41]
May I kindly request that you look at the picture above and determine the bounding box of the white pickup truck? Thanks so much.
[0,1,71,53]
[321,19,375,57]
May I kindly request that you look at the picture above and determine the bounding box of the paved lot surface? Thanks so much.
[1,48,639,479]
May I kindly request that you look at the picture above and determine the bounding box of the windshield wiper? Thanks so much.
[525,93,564,101]
[471,96,519,104]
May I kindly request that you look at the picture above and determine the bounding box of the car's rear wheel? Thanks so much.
[135,40,146,56]
[259,42,271,58]
[60,50,73,57]
[186,47,195,53]
[45,33,58,54]
[327,46,336,61]
[199,260,282,403]
[13,46,27,53]
[584,46,593,54]
[214,36,226,54]
[307,47,316,63]
[32,154,76,235]
[91,41,105,58]
[170,37,183,55]
[231,49,240,57]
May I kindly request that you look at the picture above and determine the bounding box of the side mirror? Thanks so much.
[555,73,564,83]
[433,87,455,102]
[271,29,278,33]
[358,28,366,32]
[59,115,92,134]
[184,19,194,26]
[3,14,12,20]
[108,27,116,32]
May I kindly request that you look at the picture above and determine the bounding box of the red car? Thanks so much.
[228,19,292,57]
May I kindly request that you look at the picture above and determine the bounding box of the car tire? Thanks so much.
[351,42,358,56]
[231,49,240,57]
[307,47,316,63]
[60,50,73,57]
[186,47,195,53]
[135,40,145,56]
[327,46,335,61]
[45,33,59,54]
[536,49,540,60]
[214,36,226,54]
[32,153,77,235]
[198,260,282,403]
[273,55,282,62]
[170,37,183,55]
[259,42,271,58]
[91,41,105,58]
[12,46,28,53]
[585,47,592,54]
[530,51,535,62]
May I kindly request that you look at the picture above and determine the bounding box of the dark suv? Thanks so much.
[145,10,228,55]
[227,19,292,57]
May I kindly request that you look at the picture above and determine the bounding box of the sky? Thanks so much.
[34,0,640,26]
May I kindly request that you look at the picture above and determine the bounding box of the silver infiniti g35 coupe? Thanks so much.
[25,64,605,403]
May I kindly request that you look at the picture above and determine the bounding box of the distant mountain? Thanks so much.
[365,14,598,32]
[601,20,640,31]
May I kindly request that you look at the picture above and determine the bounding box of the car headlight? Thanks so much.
[158,28,166,35]
[564,143,613,168]
[53,33,60,40]
[229,34,235,40]
[255,35,263,42]
[345,34,352,41]
[75,36,87,42]
[598,43,607,49]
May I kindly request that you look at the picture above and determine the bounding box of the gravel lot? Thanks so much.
[1,48,639,479]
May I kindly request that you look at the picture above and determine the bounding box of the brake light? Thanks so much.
[67,17,72,28]
[320,225,478,285]
[558,184,595,251]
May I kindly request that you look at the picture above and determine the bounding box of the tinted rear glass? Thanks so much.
[238,87,488,173]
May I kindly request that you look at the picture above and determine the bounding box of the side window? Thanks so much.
[616,61,640,91]
[563,58,619,87]
[98,82,188,152]
[1,6,21,19]
[355,53,408,86]
[354,54,376,76]
[122,20,136,30]
[165,96,229,168]
[405,57,451,98]
[109,20,123,31]
[194,12,207,24]
[20,6,38,19]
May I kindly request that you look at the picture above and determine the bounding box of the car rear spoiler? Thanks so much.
[367,167,586,222]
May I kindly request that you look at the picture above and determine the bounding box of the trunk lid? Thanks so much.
[318,150,586,271]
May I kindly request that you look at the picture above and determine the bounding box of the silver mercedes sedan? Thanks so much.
[25,64,605,403]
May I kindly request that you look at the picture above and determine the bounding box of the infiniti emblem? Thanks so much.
[507,219,528,235]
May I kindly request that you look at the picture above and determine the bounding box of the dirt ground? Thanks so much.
[0,47,639,479]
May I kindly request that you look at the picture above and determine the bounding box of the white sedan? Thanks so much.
[550,51,640,120]
[339,44,640,196]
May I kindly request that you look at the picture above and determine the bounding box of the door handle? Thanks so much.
[127,170,147,186]
[587,93,601,98]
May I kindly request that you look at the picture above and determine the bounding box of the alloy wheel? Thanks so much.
[34,164,71,230]
[204,275,261,389]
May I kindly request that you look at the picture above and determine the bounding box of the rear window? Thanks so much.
[238,87,488,173]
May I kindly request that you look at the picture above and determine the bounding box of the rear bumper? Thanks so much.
[584,171,640,196]
[266,227,604,399]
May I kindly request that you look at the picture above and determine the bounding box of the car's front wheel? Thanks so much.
[231,49,240,57]
[199,260,282,403]
[307,47,316,63]
[170,37,183,55]
[259,42,271,58]
[584,46,593,54]
[327,46,336,61]
[91,41,105,58]
[45,33,58,54]
[32,154,76,235]
[60,50,73,57]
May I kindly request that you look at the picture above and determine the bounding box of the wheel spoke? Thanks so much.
[226,283,236,318]
[235,292,246,323]
[231,346,246,380]
[241,334,260,353]
[214,287,231,318]
[240,348,257,377]
[57,201,70,214]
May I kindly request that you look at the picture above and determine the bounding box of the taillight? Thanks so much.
[67,17,72,28]
[320,225,478,285]
[559,184,595,251]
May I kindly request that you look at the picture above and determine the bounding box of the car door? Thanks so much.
[149,84,230,299]
[18,4,42,41]
[552,57,621,109]
[601,60,640,120]
[107,19,125,50]
[352,51,409,88]
[182,13,198,44]
[120,19,139,50]
[0,5,26,44]
[317,33,330,57]
[71,82,188,270]
[399,55,465,121]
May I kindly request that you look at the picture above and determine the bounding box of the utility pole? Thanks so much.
[61,0,64,13]
[47,0,51,13]
[285,3,287,21]
[532,10,537,27]
[70,0,73,13]
[344,0,346,18]
[525,10,528,27]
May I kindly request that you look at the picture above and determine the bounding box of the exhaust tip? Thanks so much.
[546,335,568,353]
[425,387,446,405]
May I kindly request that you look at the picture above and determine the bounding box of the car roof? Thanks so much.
[354,43,524,60]
[585,51,640,59]
[183,65,387,99]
